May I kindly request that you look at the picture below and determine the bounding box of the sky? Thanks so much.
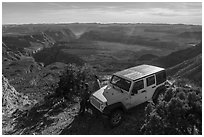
[2,2,202,25]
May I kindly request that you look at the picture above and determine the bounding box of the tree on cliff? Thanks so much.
[55,64,96,100]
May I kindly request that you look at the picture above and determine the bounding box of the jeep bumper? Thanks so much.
[88,101,110,117]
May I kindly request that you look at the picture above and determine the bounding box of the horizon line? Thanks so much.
[2,22,202,26]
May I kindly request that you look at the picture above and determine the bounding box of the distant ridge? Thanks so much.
[152,42,202,68]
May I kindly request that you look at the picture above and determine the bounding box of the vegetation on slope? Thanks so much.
[55,64,96,100]
[141,79,202,135]
[2,64,97,135]
[33,46,85,66]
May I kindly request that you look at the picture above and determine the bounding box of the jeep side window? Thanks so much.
[146,75,155,86]
[156,71,166,85]
[132,80,144,94]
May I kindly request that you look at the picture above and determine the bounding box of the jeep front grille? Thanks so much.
[91,97,101,110]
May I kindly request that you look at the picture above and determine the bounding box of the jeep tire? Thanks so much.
[153,88,164,104]
[109,109,123,128]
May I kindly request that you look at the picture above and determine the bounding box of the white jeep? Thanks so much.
[89,64,166,127]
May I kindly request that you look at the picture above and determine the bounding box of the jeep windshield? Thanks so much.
[110,75,131,92]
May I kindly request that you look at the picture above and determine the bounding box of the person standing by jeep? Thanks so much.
[93,75,101,91]
[78,75,101,115]
[79,83,90,115]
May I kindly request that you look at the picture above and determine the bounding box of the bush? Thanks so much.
[55,64,96,100]
[141,83,202,135]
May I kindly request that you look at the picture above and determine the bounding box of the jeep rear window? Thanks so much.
[110,75,131,92]
[156,71,166,85]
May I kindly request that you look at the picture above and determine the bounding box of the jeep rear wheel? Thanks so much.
[153,89,164,104]
[109,110,123,127]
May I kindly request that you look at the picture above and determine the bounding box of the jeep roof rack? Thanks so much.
[114,64,165,81]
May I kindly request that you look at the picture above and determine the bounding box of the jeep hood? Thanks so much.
[92,86,108,103]
[91,84,123,103]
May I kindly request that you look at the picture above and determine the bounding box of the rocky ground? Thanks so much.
[2,74,149,135]
[3,99,148,135]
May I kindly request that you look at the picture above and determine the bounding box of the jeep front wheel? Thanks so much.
[109,110,123,127]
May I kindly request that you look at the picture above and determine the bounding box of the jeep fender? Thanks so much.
[103,102,127,115]
[152,85,166,100]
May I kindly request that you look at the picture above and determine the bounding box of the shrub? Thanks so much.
[55,64,96,100]
[141,83,202,135]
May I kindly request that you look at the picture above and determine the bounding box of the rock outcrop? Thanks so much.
[2,75,34,116]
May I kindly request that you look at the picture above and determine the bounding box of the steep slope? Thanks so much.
[2,27,78,82]
[2,27,76,56]
[167,54,202,86]
[2,75,37,134]
[2,42,21,62]
[152,42,202,68]
[2,33,55,55]
[147,42,202,86]
[2,75,34,116]
[43,29,76,42]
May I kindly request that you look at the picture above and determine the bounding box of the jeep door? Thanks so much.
[145,74,156,100]
[130,79,146,107]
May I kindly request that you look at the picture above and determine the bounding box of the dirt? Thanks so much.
[3,89,148,135]
[60,102,148,135]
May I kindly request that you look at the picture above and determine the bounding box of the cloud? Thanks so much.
[2,2,202,25]
[148,7,201,17]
